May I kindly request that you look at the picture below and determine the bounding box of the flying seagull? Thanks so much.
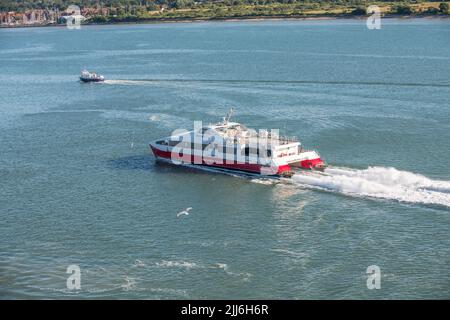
[134,259,145,267]
[177,207,192,218]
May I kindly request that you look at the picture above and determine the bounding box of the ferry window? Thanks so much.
[244,147,250,157]
[267,149,272,157]
[157,140,168,145]
[169,140,180,147]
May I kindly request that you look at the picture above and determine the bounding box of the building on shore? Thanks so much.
[0,9,60,26]
[0,6,109,27]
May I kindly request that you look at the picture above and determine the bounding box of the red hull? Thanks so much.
[150,145,265,174]
[150,146,323,176]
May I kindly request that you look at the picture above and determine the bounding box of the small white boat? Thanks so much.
[80,69,104,82]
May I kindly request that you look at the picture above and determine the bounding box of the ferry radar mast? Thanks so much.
[223,107,234,125]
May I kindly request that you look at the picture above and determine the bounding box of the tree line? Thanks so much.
[0,0,445,11]
[1,0,448,15]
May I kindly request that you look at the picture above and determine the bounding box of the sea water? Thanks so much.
[0,19,449,299]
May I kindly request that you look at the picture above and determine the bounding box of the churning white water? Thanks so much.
[292,166,450,207]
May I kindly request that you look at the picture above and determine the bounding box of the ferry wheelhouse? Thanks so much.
[149,110,325,177]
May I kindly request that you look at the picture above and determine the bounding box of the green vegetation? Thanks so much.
[1,1,449,25]
[425,6,440,13]
[395,4,414,14]
[351,6,367,15]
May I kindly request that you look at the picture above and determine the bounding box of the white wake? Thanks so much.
[291,166,450,208]
[104,79,146,86]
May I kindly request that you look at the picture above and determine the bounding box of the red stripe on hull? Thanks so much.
[150,145,264,174]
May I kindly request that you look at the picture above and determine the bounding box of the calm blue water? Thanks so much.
[1,19,450,299]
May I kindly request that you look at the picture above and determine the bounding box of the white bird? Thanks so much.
[177,207,192,218]
[134,259,145,267]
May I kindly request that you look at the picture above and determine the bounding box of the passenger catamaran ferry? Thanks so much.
[149,109,325,178]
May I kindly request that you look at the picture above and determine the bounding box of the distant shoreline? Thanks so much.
[1,14,449,29]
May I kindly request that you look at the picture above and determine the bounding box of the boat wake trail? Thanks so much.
[104,79,450,88]
[291,166,450,208]
[103,80,146,85]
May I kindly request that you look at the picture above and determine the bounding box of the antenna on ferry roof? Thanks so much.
[225,107,234,124]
